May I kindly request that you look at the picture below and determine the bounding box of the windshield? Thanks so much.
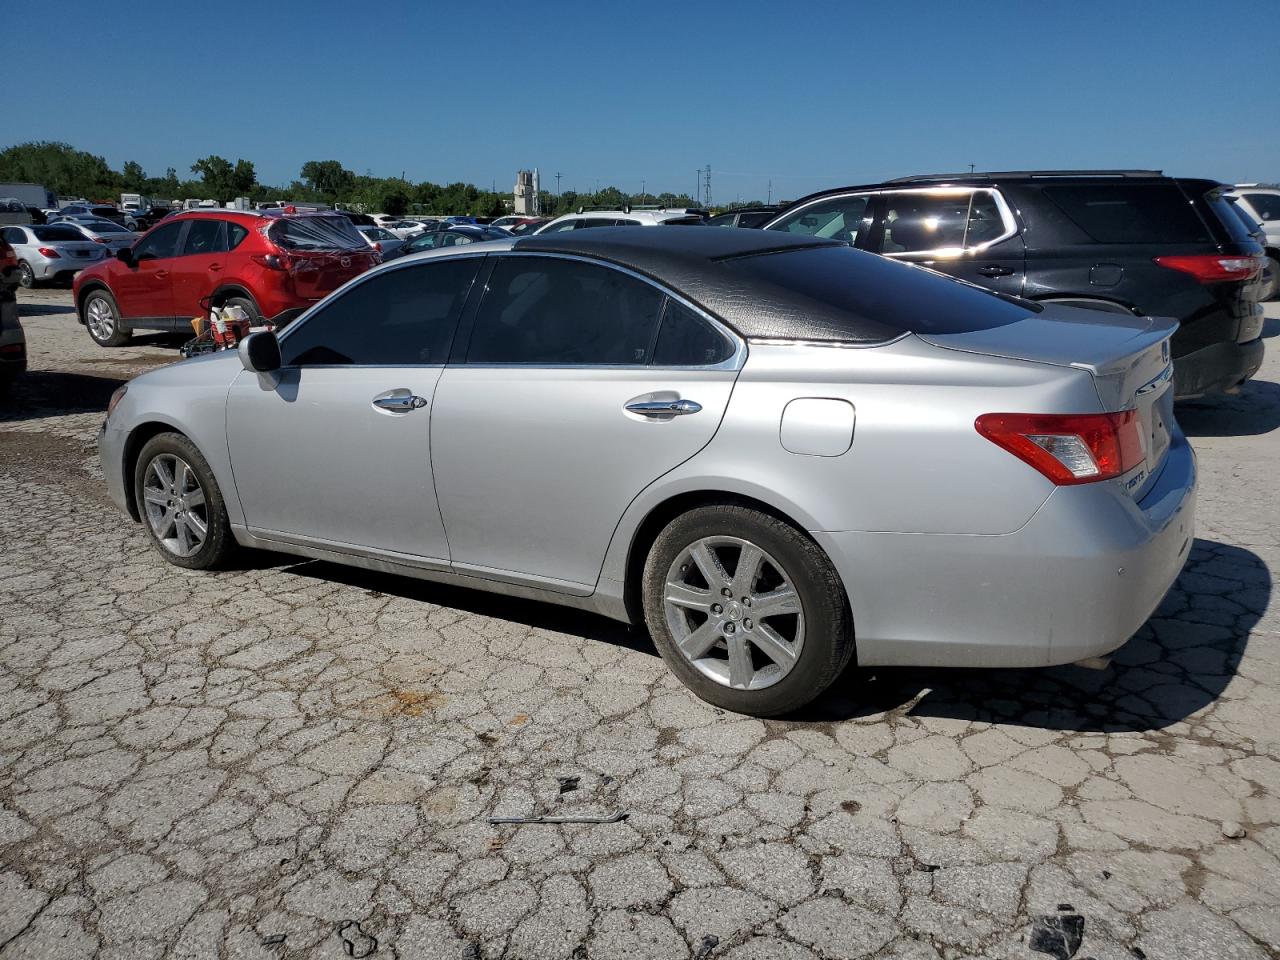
[267,215,368,252]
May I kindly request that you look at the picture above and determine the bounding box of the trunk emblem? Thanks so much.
[340,257,351,267]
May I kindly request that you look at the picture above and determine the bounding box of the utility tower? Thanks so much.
[555,172,562,196]
[703,165,712,208]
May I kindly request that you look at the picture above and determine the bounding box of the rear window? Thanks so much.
[32,225,87,242]
[722,245,1038,338]
[1202,193,1257,245]
[89,221,129,233]
[1243,193,1280,221]
[268,216,367,251]
[1040,184,1210,243]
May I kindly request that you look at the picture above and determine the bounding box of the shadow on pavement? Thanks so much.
[0,369,124,422]
[1177,379,1280,437]
[284,559,659,659]
[18,303,77,316]
[802,538,1267,732]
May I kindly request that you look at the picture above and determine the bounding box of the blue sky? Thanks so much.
[5,0,1277,202]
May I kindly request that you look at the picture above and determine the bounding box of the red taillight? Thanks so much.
[94,237,109,244]
[975,411,1145,485]
[37,247,61,258]
[251,252,293,270]
[1154,254,1260,283]
[373,241,382,252]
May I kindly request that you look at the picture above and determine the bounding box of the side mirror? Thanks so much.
[239,331,281,373]
[116,247,135,267]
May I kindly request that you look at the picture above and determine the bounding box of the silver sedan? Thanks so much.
[98,228,1196,716]
[57,217,138,254]
[0,223,107,286]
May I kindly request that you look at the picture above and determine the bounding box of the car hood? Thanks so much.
[133,343,243,388]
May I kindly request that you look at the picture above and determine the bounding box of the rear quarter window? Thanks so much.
[722,245,1038,338]
[1039,184,1210,244]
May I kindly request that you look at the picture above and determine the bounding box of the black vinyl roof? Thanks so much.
[513,228,868,341]
[510,226,1031,343]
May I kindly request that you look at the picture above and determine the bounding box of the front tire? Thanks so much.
[642,504,854,717]
[83,290,130,347]
[133,432,236,570]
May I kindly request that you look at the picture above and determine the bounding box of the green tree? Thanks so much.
[0,141,120,200]
[231,159,257,195]
[121,161,146,191]
[190,155,235,199]
[300,160,355,199]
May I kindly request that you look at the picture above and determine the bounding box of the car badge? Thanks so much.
[340,257,350,267]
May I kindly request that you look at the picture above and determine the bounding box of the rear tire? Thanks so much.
[642,504,854,717]
[83,289,130,347]
[133,432,237,570]
[1260,255,1279,302]
[219,294,262,324]
[18,262,36,289]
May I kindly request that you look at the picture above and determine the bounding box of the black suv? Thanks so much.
[763,171,1266,400]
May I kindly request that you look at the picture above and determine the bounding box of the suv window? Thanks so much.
[182,219,226,255]
[768,194,869,243]
[881,192,970,253]
[281,259,478,366]
[467,256,664,364]
[540,219,580,233]
[227,222,249,249]
[134,222,184,260]
[1040,184,1210,243]
[963,192,1007,247]
[1244,193,1280,221]
[653,300,734,366]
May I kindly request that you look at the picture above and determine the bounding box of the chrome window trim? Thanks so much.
[463,250,747,373]
[765,187,1018,260]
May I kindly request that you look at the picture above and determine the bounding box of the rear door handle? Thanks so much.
[976,264,1014,277]
[626,398,702,417]
[208,263,222,272]
[372,392,428,412]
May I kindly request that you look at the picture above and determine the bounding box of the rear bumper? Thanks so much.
[1174,337,1264,400]
[815,431,1197,668]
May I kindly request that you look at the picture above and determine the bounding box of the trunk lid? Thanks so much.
[918,303,1177,499]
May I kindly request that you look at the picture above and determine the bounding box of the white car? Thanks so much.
[533,207,705,234]
[1228,185,1280,301]
[356,226,405,257]
[381,219,430,240]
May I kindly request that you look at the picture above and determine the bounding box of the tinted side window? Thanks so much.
[963,192,1007,247]
[134,222,184,260]
[281,259,478,366]
[653,300,734,366]
[1244,193,1280,221]
[540,219,580,233]
[1,228,21,243]
[467,257,664,365]
[769,195,869,242]
[182,219,225,255]
[1040,185,1210,243]
[227,223,249,249]
[880,193,969,253]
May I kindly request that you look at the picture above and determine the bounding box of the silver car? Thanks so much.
[98,228,1196,716]
[0,223,107,286]
[57,217,138,254]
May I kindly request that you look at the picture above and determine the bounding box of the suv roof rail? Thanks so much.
[576,204,632,215]
[886,169,1165,183]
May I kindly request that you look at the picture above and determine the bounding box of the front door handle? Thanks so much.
[626,398,702,417]
[976,264,1014,277]
[373,393,428,412]
[155,269,169,279]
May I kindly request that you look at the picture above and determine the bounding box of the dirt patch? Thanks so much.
[0,430,112,506]
[364,688,449,718]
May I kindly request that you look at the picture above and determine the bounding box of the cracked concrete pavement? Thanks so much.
[2,288,1279,959]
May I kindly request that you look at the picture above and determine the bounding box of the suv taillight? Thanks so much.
[975,411,1144,485]
[1154,254,1260,283]
[252,252,293,270]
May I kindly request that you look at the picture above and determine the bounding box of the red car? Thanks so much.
[73,209,379,347]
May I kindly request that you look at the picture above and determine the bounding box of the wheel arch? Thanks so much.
[1030,294,1140,315]
[75,280,113,325]
[120,419,192,521]
[615,486,836,626]
[210,284,261,313]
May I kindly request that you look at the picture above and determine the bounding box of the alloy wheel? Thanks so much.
[18,262,34,288]
[86,297,115,340]
[142,454,209,558]
[663,536,805,690]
